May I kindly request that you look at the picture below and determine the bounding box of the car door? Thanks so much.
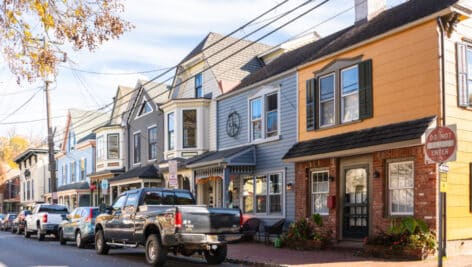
[105,194,127,241]
[65,208,80,239]
[121,192,140,242]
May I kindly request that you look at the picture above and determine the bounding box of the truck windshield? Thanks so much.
[38,205,68,214]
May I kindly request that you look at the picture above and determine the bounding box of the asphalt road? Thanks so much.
[0,231,243,267]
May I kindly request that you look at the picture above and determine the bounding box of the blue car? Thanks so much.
[58,207,99,248]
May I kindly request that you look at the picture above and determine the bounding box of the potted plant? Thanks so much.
[281,214,332,250]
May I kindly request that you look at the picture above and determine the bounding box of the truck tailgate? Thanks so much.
[177,206,240,234]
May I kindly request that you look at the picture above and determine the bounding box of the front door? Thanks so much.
[343,166,368,239]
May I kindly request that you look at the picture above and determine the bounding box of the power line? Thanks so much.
[59,65,172,75]
[0,87,43,124]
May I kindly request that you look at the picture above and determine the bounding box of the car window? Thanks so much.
[112,195,127,210]
[38,205,68,214]
[143,191,162,205]
[91,209,100,218]
[175,192,195,205]
[125,192,140,207]
[162,191,174,205]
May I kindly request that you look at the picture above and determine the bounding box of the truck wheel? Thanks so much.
[145,234,167,266]
[95,229,109,255]
[59,229,66,245]
[24,226,30,238]
[37,228,45,241]
[204,244,227,265]
[16,226,21,235]
[76,231,85,249]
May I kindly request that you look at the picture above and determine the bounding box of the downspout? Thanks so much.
[436,16,447,257]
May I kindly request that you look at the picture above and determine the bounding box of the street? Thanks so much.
[0,231,243,267]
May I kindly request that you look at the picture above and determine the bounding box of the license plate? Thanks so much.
[207,235,225,242]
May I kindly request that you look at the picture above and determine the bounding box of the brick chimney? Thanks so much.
[355,0,386,24]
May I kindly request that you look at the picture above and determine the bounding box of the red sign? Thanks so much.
[425,125,457,163]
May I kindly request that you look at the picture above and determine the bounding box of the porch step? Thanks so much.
[332,240,364,252]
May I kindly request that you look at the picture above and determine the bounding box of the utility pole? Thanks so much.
[44,80,57,203]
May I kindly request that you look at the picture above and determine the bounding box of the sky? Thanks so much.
[0,0,405,140]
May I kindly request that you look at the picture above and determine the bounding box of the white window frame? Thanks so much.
[340,65,359,123]
[167,112,175,150]
[250,97,263,142]
[80,158,86,181]
[467,46,472,105]
[248,86,280,143]
[311,170,329,216]
[133,131,141,165]
[96,135,105,161]
[135,97,154,119]
[319,72,336,128]
[107,133,120,160]
[195,72,203,98]
[388,160,414,216]
[182,109,197,149]
[147,125,158,161]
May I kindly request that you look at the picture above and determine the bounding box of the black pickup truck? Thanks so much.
[94,188,242,266]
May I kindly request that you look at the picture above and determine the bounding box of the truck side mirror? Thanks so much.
[105,206,113,215]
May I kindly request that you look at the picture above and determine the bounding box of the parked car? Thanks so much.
[1,213,17,231]
[24,204,68,241]
[95,188,242,266]
[11,210,32,234]
[0,214,5,230]
[58,207,99,248]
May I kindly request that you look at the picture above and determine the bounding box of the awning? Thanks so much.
[57,181,90,192]
[109,164,162,182]
[185,145,256,169]
[283,116,436,162]
[89,168,125,180]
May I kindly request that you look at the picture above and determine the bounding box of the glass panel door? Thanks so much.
[343,167,368,239]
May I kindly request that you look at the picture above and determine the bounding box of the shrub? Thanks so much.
[281,214,332,250]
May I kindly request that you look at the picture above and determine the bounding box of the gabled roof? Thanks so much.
[110,85,133,125]
[234,0,460,91]
[13,148,49,163]
[283,116,436,162]
[125,80,170,122]
[68,109,108,142]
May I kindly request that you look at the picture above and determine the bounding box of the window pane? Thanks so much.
[168,113,174,150]
[252,120,262,140]
[270,195,281,213]
[183,110,196,148]
[256,196,267,213]
[266,110,278,136]
[342,93,359,122]
[243,177,254,213]
[107,134,119,159]
[269,174,281,194]
[267,94,277,111]
[313,193,328,214]
[320,75,334,101]
[341,66,359,94]
[143,191,162,205]
[134,133,141,163]
[321,100,334,126]
[255,176,267,195]
[389,161,414,215]
[148,127,157,160]
[251,98,262,120]
[467,48,472,77]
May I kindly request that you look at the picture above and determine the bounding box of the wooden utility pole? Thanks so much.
[44,80,57,203]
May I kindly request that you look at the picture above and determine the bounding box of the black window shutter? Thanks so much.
[306,78,317,131]
[313,78,319,129]
[358,59,373,119]
[457,42,469,107]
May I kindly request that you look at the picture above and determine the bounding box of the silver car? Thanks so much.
[58,207,99,248]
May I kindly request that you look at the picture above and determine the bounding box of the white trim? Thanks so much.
[387,160,415,216]
[134,96,154,120]
[181,108,198,149]
[310,170,330,216]
[340,65,360,123]
[247,86,281,144]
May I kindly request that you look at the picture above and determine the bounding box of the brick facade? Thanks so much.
[294,145,437,240]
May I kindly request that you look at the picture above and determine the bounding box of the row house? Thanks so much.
[0,164,20,213]
[13,148,49,209]
[107,80,170,201]
[52,109,108,210]
[90,85,133,206]
[159,32,272,207]
[275,0,472,256]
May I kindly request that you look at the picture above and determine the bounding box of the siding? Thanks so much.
[217,73,298,221]
[443,17,472,240]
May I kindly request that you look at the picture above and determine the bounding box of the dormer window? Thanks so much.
[195,73,203,98]
[137,99,153,117]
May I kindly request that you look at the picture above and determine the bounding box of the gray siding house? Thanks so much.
[108,80,170,201]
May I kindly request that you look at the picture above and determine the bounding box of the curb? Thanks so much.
[226,257,287,267]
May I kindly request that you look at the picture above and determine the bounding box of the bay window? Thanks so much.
[183,110,196,148]
[96,136,105,161]
[388,160,414,215]
[107,134,119,159]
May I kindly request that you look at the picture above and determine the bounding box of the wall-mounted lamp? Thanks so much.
[373,170,381,178]
[329,175,335,182]
[286,182,294,191]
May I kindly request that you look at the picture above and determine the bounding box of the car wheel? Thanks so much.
[95,229,109,255]
[24,225,30,238]
[11,226,15,234]
[59,229,66,245]
[76,231,85,249]
[204,244,227,265]
[16,226,21,235]
[145,234,167,267]
[37,226,45,241]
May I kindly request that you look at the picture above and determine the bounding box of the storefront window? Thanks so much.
[242,173,283,216]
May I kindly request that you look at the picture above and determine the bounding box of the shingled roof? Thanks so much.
[283,116,436,161]
[235,0,459,90]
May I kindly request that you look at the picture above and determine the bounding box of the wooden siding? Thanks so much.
[298,20,441,141]
[217,73,298,221]
[443,17,472,240]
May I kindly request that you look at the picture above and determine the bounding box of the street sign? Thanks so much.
[440,172,448,193]
[425,125,457,163]
[168,160,178,188]
[101,179,109,195]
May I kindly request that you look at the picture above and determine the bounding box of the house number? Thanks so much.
[226,112,240,137]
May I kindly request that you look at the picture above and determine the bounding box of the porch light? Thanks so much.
[286,182,293,191]
[373,170,380,178]
[329,175,335,182]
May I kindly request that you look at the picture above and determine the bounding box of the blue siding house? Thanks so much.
[55,109,108,210]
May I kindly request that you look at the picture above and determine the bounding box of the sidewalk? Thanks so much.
[227,242,472,267]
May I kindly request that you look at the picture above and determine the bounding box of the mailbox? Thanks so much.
[327,195,336,209]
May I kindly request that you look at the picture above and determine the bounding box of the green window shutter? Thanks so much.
[306,78,316,130]
[457,42,469,107]
[358,59,373,119]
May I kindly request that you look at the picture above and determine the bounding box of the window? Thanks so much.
[306,59,372,130]
[242,173,283,216]
[70,161,76,183]
[250,98,262,140]
[183,110,196,148]
[250,92,279,142]
[62,164,66,186]
[96,136,105,161]
[124,192,140,208]
[68,130,76,151]
[148,127,157,160]
[137,100,153,117]
[312,171,329,215]
[195,72,203,98]
[388,161,414,215]
[319,74,335,127]
[107,134,119,159]
[457,43,472,107]
[80,158,86,180]
[133,132,141,164]
[168,113,175,150]
[112,195,127,211]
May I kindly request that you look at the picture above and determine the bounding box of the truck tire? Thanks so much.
[145,234,167,266]
[24,226,30,238]
[95,229,109,255]
[76,230,85,249]
[59,229,66,245]
[37,228,45,241]
[204,244,227,265]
